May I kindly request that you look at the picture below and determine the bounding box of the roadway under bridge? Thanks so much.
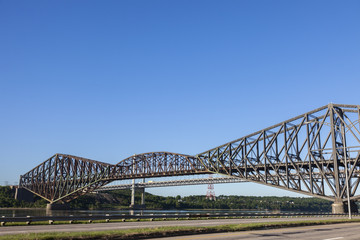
[17,104,360,213]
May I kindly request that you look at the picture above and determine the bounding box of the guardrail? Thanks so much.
[1,212,357,226]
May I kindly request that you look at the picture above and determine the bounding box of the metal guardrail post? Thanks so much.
[0,212,358,225]
[26,216,31,225]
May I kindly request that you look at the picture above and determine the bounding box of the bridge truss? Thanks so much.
[19,104,360,208]
[196,104,360,204]
[19,152,208,203]
[95,176,247,191]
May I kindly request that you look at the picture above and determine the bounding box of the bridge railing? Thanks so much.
[1,212,355,226]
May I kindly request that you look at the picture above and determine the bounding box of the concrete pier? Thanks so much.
[332,202,345,214]
[46,203,69,211]
[332,201,358,214]
[140,187,145,206]
[129,178,146,209]
[130,179,136,207]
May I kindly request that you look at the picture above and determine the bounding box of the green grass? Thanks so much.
[1,214,341,227]
[0,214,353,227]
[1,218,360,240]
[1,217,201,226]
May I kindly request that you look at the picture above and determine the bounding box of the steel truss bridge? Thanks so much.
[19,104,360,212]
[95,177,247,191]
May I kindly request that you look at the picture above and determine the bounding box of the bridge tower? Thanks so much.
[206,175,216,200]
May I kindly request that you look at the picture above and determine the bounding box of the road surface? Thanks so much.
[151,222,360,240]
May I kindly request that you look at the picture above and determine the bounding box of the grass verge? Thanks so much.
[0,216,283,226]
[1,219,360,240]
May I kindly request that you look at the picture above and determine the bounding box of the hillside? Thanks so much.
[66,189,334,212]
[0,186,332,212]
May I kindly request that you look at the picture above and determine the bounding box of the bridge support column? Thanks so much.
[130,179,135,207]
[46,203,69,211]
[140,187,145,206]
[129,179,146,209]
[332,201,358,214]
[332,201,345,214]
[140,177,145,207]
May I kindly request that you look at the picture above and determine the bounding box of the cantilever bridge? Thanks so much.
[18,104,360,213]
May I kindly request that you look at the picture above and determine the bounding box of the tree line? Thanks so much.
[69,189,333,212]
[0,186,332,212]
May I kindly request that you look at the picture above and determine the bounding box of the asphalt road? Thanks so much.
[0,216,358,237]
[151,222,360,240]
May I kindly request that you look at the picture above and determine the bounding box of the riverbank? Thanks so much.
[0,208,44,210]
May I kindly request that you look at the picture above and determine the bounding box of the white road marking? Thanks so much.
[323,237,344,240]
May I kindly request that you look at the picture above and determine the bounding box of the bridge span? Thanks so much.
[17,104,360,213]
[95,177,247,191]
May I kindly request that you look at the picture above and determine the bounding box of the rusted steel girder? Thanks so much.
[109,152,207,180]
[19,152,207,203]
[196,104,360,203]
[19,104,360,204]
[19,154,113,203]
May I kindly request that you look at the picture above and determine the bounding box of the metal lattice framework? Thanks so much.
[95,177,246,191]
[19,154,113,203]
[196,104,360,203]
[19,104,360,204]
[110,152,207,180]
[20,152,207,203]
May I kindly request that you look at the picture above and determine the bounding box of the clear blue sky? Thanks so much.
[1,0,359,197]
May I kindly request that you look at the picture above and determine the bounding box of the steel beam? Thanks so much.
[18,104,360,210]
